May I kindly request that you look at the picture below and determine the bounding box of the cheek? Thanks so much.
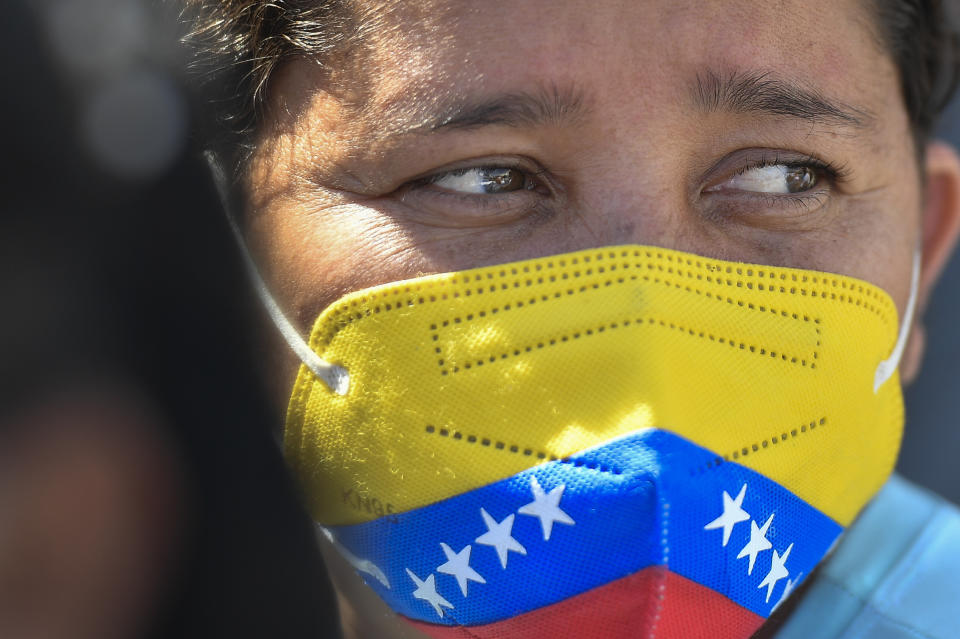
[829,187,921,320]
[251,201,428,325]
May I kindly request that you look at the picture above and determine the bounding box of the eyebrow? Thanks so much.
[405,82,590,133]
[385,70,872,140]
[692,69,874,129]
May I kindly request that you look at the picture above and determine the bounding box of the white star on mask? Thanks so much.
[737,513,774,575]
[475,508,527,569]
[405,568,454,618]
[436,542,486,597]
[758,543,794,603]
[703,484,751,547]
[772,572,803,613]
[517,476,575,541]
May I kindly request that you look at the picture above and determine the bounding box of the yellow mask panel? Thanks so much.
[284,245,903,528]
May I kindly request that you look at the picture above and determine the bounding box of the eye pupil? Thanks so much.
[785,166,817,193]
[481,167,524,193]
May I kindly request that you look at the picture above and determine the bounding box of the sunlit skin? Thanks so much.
[242,1,960,637]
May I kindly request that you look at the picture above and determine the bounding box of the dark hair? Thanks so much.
[181,0,356,174]
[181,0,960,173]
[869,0,960,148]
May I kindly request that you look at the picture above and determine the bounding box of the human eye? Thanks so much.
[428,166,537,194]
[701,150,849,227]
[720,163,821,195]
[396,160,551,227]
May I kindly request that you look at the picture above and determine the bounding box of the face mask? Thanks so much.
[260,241,917,638]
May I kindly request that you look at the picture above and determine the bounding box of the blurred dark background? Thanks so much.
[0,1,957,638]
[0,1,337,637]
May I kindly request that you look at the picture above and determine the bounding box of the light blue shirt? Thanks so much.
[776,474,960,638]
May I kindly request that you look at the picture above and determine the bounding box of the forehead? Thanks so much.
[344,0,893,128]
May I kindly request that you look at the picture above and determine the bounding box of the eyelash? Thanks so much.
[401,162,549,207]
[411,163,546,186]
[733,154,848,186]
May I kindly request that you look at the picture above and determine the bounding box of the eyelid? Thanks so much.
[392,157,555,228]
[695,149,848,232]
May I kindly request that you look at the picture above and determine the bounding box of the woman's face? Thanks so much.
[243,1,935,633]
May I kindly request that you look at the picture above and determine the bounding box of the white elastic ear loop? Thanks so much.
[873,248,921,393]
[205,152,349,396]
[318,525,391,588]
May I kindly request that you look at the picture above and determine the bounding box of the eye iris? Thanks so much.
[785,166,817,193]
[480,167,524,193]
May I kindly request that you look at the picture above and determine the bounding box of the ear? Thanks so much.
[900,140,960,383]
